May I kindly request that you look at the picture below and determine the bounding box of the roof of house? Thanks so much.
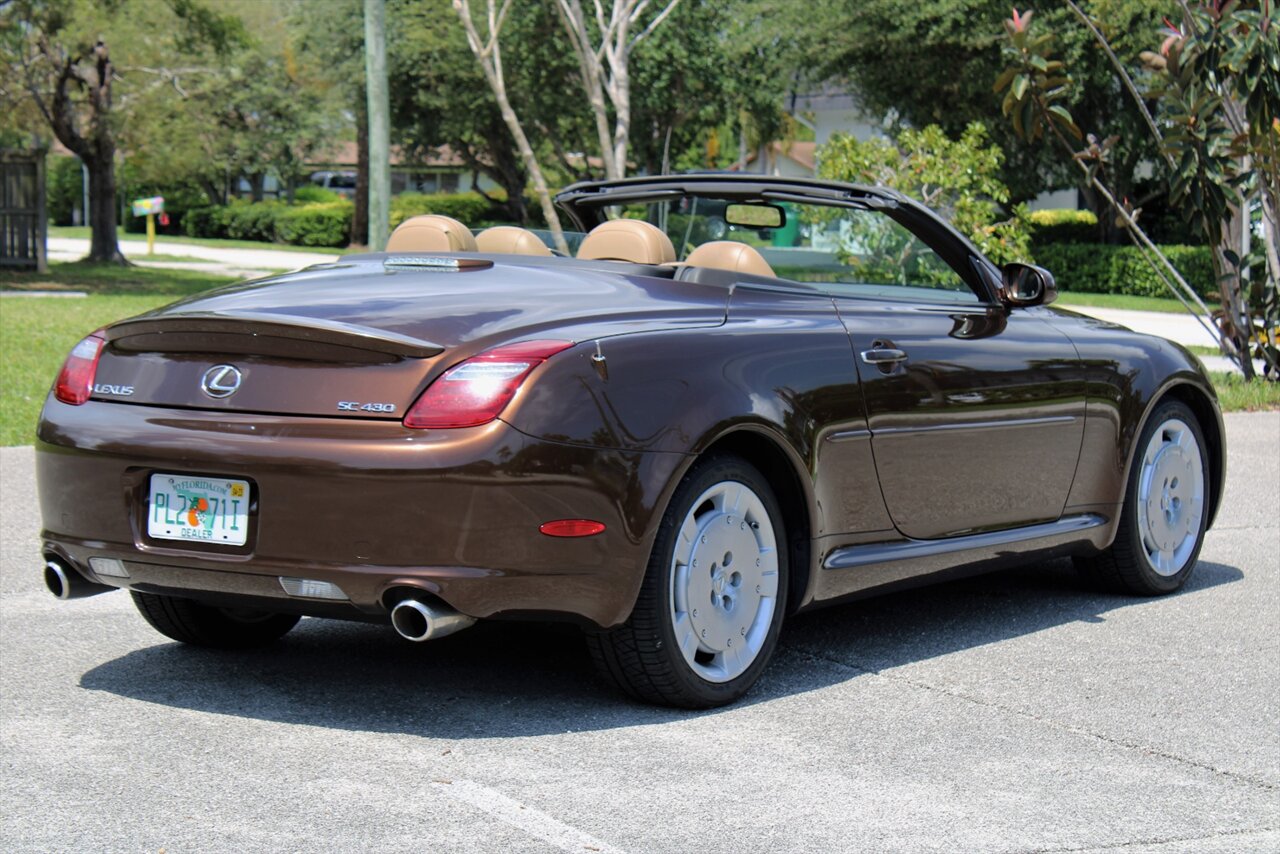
[735,141,817,171]
[308,142,470,169]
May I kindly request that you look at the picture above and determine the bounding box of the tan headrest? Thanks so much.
[684,241,776,278]
[577,219,675,265]
[475,226,552,256]
[386,215,478,253]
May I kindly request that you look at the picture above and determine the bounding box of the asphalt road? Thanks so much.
[2,413,1277,853]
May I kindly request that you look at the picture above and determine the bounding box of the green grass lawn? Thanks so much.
[49,225,344,256]
[1208,371,1280,412]
[0,261,240,295]
[0,295,175,445]
[1054,291,1192,314]
[1,262,238,445]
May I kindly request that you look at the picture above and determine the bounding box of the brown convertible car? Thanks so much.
[36,175,1224,707]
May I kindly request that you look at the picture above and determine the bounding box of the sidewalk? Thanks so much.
[47,237,338,279]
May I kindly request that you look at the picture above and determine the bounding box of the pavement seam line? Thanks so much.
[1019,824,1280,853]
[432,779,625,854]
[783,643,1279,793]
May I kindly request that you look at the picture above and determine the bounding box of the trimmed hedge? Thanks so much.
[1028,208,1097,245]
[181,189,558,247]
[389,192,495,228]
[1035,242,1215,298]
[184,199,354,247]
[275,201,354,247]
[293,185,342,204]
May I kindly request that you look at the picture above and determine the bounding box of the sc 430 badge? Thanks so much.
[337,401,396,413]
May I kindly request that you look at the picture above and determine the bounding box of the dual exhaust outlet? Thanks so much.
[44,557,475,643]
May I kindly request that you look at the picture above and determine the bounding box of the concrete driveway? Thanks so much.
[2,413,1277,853]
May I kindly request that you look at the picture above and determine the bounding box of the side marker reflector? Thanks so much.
[539,520,606,538]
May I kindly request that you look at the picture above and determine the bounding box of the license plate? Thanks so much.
[147,474,250,546]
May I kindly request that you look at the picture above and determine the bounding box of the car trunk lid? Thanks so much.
[88,256,728,420]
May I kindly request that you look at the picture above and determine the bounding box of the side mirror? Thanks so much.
[1001,263,1058,307]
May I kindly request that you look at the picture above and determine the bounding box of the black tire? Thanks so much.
[1076,399,1210,595]
[587,455,788,708]
[131,592,300,648]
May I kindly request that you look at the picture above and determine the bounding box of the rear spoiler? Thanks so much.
[106,311,444,359]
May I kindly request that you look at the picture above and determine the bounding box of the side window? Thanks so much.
[787,208,974,301]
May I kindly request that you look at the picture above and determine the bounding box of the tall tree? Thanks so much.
[553,0,682,180]
[452,0,567,250]
[288,0,368,241]
[4,0,246,260]
[799,0,1175,233]
[389,0,557,222]
[11,3,125,262]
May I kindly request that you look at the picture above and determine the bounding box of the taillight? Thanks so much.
[403,339,574,429]
[54,333,106,405]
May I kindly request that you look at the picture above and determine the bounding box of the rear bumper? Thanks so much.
[36,396,686,628]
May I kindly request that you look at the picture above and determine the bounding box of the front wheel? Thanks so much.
[131,592,301,648]
[1076,400,1209,595]
[587,455,788,708]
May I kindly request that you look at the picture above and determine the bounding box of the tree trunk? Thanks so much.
[488,141,527,223]
[249,173,265,202]
[1215,201,1256,380]
[197,177,222,206]
[86,155,124,263]
[453,0,567,252]
[354,98,370,246]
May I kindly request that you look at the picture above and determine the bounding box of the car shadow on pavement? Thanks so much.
[78,557,1243,736]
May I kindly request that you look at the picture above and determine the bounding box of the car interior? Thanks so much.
[384,213,779,282]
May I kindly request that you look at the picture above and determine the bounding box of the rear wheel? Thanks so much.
[587,455,788,708]
[131,592,300,648]
[1076,400,1209,595]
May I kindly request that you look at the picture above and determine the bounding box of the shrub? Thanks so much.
[183,206,228,239]
[1028,208,1097,246]
[293,185,342,204]
[1035,243,1215,298]
[389,192,496,228]
[222,201,285,242]
[274,201,353,247]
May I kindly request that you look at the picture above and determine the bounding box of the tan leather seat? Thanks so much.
[475,226,552,256]
[386,215,478,253]
[683,241,776,278]
[577,219,675,265]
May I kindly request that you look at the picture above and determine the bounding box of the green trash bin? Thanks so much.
[771,202,800,247]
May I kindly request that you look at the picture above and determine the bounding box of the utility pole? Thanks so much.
[364,0,390,250]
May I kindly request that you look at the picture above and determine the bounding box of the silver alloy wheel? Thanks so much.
[668,479,779,683]
[1135,417,1205,576]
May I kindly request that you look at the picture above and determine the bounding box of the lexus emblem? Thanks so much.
[200,364,242,398]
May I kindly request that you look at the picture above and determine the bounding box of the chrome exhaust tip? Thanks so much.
[44,560,72,600]
[43,559,114,600]
[390,598,476,642]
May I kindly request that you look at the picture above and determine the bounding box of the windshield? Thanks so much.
[574,193,981,303]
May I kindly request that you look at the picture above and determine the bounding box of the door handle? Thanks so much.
[860,347,909,366]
